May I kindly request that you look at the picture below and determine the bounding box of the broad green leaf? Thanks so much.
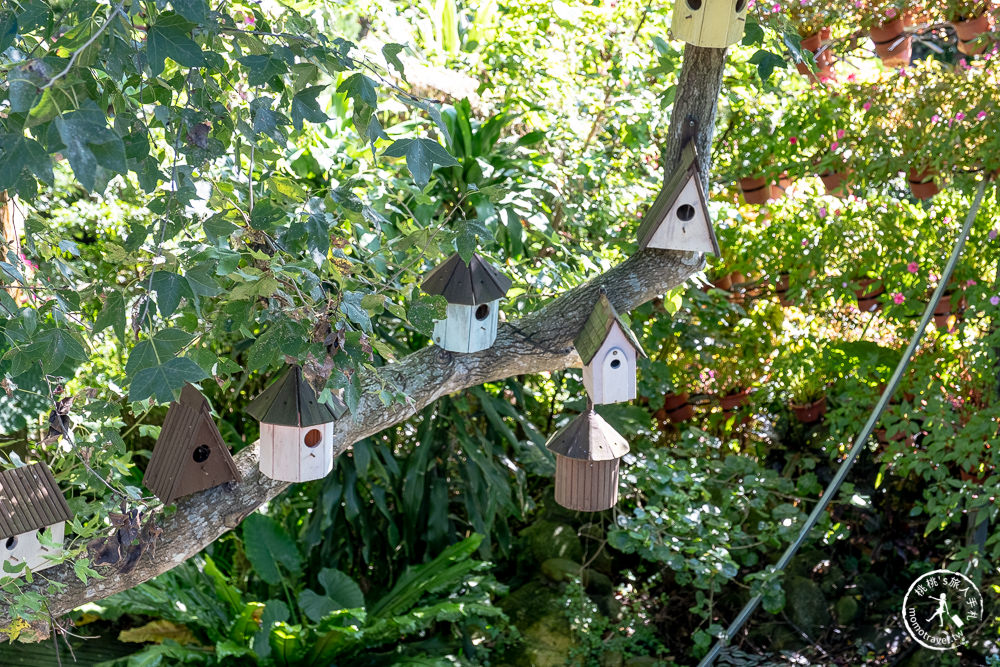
[290,86,328,131]
[151,271,192,317]
[252,600,289,659]
[340,291,372,333]
[454,219,492,264]
[383,138,459,187]
[239,53,288,87]
[54,106,127,191]
[147,12,205,77]
[170,0,210,25]
[298,569,365,622]
[37,328,89,373]
[337,72,378,109]
[128,356,207,403]
[242,514,302,585]
[94,291,127,343]
[125,328,195,376]
[382,43,406,81]
[0,12,16,52]
[407,294,447,336]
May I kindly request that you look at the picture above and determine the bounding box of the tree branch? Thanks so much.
[2,45,728,636]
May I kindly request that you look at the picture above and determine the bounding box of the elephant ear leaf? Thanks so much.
[241,514,302,585]
[298,569,365,622]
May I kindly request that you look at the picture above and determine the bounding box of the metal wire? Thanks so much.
[698,181,990,667]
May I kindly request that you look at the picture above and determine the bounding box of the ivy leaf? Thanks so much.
[147,12,205,77]
[407,294,447,336]
[748,49,786,82]
[170,0,210,25]
[125,328,195,376]
[337,72,377,109]
[94,291,127,343]
[242,514,302,585]
[0,135,51,190]
[383,138,459,187]
[364,115,389,159]
[239,53,288,88]
[0,12,16,53]
[37,328,89,373]
[128,356,207,403]
[454,219,492,264]
[151,270,192,317]
[340,291,372,333]
[290,86,328,132]
[55,108,127,191]
[382,43,406,82]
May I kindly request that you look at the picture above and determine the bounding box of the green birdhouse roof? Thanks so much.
[573,291,647,366]
[246,366,348,427]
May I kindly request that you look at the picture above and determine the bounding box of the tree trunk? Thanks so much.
[1,45,730,638]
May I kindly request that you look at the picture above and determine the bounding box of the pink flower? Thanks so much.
[848,73,857,82]
[991,296,1000,306]
[956,112,966,121]
[990,228,999,240]
[931,114,941,123]
[790,136,798,144]
[244,14,255,25]
[818,207,827,218]
[836,129,845,139]
[892,292,905,305]
[863,102,872,111]
[802,239,809,247]
[886,7,896,17]
[907,262,919,273]
[967,279,977,287]
[977,111,988,121]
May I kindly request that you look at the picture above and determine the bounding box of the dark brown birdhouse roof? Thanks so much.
[545,408,630,461]
[635,142,719,255]
[0,462,72,540]
[574,291,647,365]
[246,365,347,427]
[144,385,242,505]
[421,252,512,306]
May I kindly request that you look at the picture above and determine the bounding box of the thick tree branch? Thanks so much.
[2,45,727,635]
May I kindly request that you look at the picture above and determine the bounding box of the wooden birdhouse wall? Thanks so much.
[171,420,242,500]
[582,324,638,404]
[554,455,621,512]
[432,300,500,354]
[671,0,748,48]
[259,421,336,482]
[644,176,715,253]
[2,521,65,574]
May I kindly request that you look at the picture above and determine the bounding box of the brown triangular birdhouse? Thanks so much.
[144,384,241,504]
[636,142,719,256]
[574,291,647,405]
[546,407,630,512]
[0,462,73,576]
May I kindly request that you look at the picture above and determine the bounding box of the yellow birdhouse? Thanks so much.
[671,0,748,49]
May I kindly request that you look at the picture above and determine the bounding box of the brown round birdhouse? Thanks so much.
[546,407,629,512]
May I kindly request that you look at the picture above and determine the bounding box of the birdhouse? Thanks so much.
[671,0,749,49]
[422,252,513,354]
[636,142,719,256]
[0,462,73,576]
[144,384,242,505]
[546,407,630,512]
[246,366,348,483]
[574,291,647,405]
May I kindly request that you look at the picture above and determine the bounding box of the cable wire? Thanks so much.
[698,181,990,667]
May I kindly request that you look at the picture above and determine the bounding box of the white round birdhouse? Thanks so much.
[422,252,512,354]
[545,408,630,512]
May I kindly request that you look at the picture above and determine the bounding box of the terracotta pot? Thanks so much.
[739,176,770,205]
[819,170,851,197]
[664,392,690,412]
[791,395,827,424]
[774,272,794,307]
[665,402,695,423]
[711,273,734,291]
[855,278,884,312]
[953,13,995,41]
[798,27,835,82]
[960,466,991,484]
[719,387,751,412]
[908,168,938,200]
[870,19,911,66]
[932,292,967,330]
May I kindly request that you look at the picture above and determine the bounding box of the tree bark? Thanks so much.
[1,45,728,637]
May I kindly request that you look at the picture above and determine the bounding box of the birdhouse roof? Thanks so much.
[545,408,630,461]
[0,462,72,540]
[635,142,719,255]
[144,385,242,504]
[574,292,647,365]
[421,252,512,306]
[246,365,347,427]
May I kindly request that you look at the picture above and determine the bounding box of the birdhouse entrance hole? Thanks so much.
[677,204,695,221]
[304,429,322,448]
[5,537,16,550]
[192,445,211,463]
[610,358,622,369]
[475,304,490,321]
[687,0,702,9]
[735,0,746,10]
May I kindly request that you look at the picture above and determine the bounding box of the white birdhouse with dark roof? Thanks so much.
[575,291,647,405]
[671,0,749,49]
[422,252,513,354]
[546,406,630,512]
[636,142,719,256]
[0,462,73,577]
[247,365,348,483]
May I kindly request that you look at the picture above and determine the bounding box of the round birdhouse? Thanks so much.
[246,366,348,483]
[671,0,748,49]
[545,408,630,512]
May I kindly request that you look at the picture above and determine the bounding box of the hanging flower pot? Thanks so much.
[719,387,751,412]
[932,292,967,330]
[711,272,734,291]
[662,392,695,423]
[954,13,996,55]
[739,176,770,205]
[797,27,835,83]
[908,168,939,200]
[790,395,828,424]
[870,18,912,66]
[854,278,885,312]
[819,170,852,197]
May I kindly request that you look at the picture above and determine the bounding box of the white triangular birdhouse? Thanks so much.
[574,290,647,405]
[637,142,719,256]
[671,0,749,48]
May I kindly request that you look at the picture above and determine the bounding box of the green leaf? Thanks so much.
[242,514,302,585]
[383,138,458,187]
[55,107,127,191]
[0,12,16,53]
[382,43,406,81]
[742,20,764,47]
[94,291,126,342]
[250,199,286,230]
[337,72,378,109]
[298,569,365,622]
[407,294,447,336]
[128,356,207,403]
[340,291,372,333]
[290,85,328,131]
[454,219,491,264]
[239,53,288,87]
[0,135,51,190]
[748,49,786,82]
[170,0,210,25]
[125,328,195,376]
[37,328,88,373]
[147,12,205,77]
[151,271,192,317]
[252,600,289,659]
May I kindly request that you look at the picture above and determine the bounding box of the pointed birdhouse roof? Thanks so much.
[421,252,513,306]
[144,385,242,505]
[574,291,647,365]
[0,462,72,540]
[246,365,347,427]
[636,142,719,256]
[545,408,630,461]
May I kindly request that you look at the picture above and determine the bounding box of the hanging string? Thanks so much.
[698,180,990,667]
